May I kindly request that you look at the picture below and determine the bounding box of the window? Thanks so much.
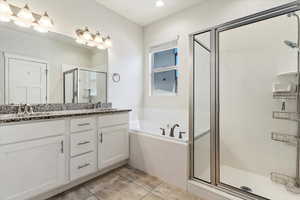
[150,48,179,96]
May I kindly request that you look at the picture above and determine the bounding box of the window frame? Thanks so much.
[149,46,179,96]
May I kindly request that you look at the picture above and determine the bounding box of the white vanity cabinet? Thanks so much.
[0,120,66,200]
[69,117,97,181]
[0,111,130,200]
[98,113,129,170]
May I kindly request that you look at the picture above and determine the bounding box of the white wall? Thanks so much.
[8,0,144,120]
[143,0,294,123]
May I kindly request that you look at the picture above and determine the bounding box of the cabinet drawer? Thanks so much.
[70,152,97,181]
[71,131,95,157]
[98,113,129,128]
[70,117,95,133]
[0,120,65,145]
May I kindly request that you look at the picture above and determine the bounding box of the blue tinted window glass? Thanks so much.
[153,48,178,69]
[153,70,178,93]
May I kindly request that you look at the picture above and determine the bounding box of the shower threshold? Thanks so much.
[197,165,297,200]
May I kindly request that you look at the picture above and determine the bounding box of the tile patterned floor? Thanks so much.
[48,165,203,200]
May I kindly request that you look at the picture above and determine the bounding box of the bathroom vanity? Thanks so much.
[0,108,130,200]
[0,15,130,200]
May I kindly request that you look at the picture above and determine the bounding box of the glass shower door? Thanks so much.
[193,31,212,182]
[218,11,299,200]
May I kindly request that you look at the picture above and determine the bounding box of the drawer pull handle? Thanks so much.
[100,132,103,143]
[60,140,64,153]
[78,163,90,169]
[77,141,91,146]
[77,123,90,127]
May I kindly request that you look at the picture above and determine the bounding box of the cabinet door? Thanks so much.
[98,125,129,170]
[0,136,66,200]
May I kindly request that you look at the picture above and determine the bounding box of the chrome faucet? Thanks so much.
[160,128,166,136]
[94,102,102,109]
[170,124,180,137]
[17,104,23,115]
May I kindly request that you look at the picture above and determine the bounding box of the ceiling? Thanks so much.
[95,0,205,26]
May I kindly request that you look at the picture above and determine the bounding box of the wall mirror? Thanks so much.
[0,23,108,105]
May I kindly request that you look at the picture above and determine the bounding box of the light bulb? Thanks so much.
[82,27,92,41]
[38,12,53,28]
[104,36,112,48]
[14,18,31,28]
[0,0,12,14]
[94,32,103,43]
[87,41,96,47]
[155,0,164,7]
[17,4,34,22]
[33,23,48,33]
[76,37,85,45]
[97,43,106,50]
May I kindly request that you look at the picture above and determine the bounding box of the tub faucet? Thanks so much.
[170,124,180,137]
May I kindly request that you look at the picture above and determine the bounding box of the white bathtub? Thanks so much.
[129,120,189,190]
[130,120,189,143]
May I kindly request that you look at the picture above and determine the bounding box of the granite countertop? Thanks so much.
[0,108,131,124]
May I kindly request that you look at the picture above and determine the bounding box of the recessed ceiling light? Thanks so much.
[155,0,164,7]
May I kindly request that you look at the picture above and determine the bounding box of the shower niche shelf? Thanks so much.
[273,71,298,100]
[272,111,300,121]
[273,92,297,100]
[271,132,299,145]
[277,71,299,78]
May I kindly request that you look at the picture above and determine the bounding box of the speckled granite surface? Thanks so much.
[0,103,110,114]
[0,104,131,124]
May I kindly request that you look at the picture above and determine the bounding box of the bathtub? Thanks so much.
[129,120,189,190]
[130,120,189,142]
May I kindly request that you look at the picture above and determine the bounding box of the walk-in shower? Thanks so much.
[190,1,300,200]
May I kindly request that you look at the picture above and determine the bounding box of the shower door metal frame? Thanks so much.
[189,1,300,200]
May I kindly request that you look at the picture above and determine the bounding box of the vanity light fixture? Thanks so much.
[14,4,35,28]
[75,27,112,50]
[0,1,54,32]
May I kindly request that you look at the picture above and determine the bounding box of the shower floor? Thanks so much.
[199,165,297,200]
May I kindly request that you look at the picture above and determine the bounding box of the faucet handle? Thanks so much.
[160,128,166,136]
[179,131,186,139]
[24,104,33,115]
[17,104,23,115]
